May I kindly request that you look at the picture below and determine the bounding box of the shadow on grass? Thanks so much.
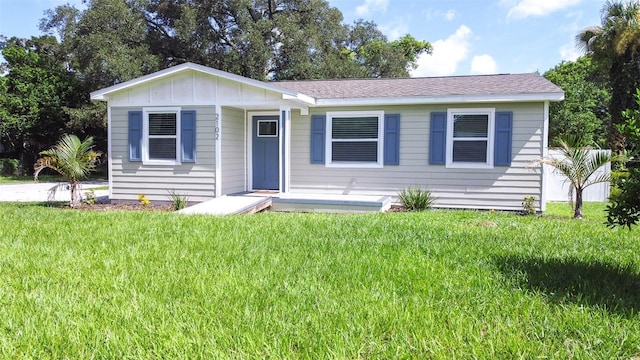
[495,254,640,316]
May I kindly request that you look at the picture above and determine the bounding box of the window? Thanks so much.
[143,108,181,165]
[326,111,384,167]
[257,120,278,137]
[446,108,494,168]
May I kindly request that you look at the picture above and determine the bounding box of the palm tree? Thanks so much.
[577,0,640,155]
[34,134,102,207]
[536,137,616,219]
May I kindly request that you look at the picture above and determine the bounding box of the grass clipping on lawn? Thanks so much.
[0,202,639,358]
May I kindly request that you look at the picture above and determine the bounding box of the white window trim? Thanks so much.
[257,119,278,137]
[446,108,495,169]
[142,107,182,165]
[325,111,384,168]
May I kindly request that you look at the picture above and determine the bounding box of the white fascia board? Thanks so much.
[283,92,316,105]
[90,62,301,101]
[314,92,565,107]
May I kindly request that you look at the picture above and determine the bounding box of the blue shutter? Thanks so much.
[429,112,447,165]
[128,110,142,162]
[181,110,196,162]
[310,115,326,164]
[384,114,400,165]
[494,111,513,166]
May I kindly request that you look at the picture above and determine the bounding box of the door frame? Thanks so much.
[247,111,280,191]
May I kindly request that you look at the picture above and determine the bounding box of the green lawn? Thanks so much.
[0,202,638,358]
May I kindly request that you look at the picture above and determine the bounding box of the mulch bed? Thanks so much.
[49,202,174,212]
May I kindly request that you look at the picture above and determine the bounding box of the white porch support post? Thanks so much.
[215,104,222,197]
[541,101,550,212]
[107,104,113,199]
[280,105,291,193]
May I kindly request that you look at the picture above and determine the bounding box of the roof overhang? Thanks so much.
[90,62,316,106]
[313,92,565,107]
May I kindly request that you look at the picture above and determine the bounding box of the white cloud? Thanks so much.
[411,25,473,77]
[471,55,498,74]
[507,0,582,19]
[559,41,581,62]
[443,9,456,21]
[355,0,389,16]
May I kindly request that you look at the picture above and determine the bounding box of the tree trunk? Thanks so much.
[70,182,81,207]
[574,189,583,219]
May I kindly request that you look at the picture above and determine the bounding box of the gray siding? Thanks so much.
[221,107,246,194]
[110,106,217,203]
[289,103,545,211]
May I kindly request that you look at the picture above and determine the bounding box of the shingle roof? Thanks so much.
[274,73,563,100]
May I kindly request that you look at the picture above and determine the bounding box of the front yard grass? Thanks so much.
[0,202,638,358]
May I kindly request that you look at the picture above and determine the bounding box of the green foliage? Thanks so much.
[0,36,86,169]
[41,0,430,81]
[0,158,19,176]
[607,91,640,228]
[167,190,189,211]
[535,136,616,219]
[397,186,435,211]
[83,189,97,205]
[544,56,609,147]
[577,1,640,153]
[522,196,537,215]
[34,134,101,207]
[0,203,638,358]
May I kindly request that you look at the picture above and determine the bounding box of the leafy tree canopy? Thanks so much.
[544,56,610,147]
[39,0,432,85]
[577,0,640,153]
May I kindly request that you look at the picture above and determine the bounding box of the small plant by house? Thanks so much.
[83,190,97,205]
[167,190,189,211]
[397,186,434,211]
[522,196,537,215]
[138,194,150,206]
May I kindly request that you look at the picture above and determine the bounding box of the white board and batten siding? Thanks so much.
[110,106,217,203]
[289,103,546,211]
[545,149,611,202]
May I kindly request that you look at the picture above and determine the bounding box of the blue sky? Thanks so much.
[1,0,605,77]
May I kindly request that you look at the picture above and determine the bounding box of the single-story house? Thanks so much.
[90,62,564,211]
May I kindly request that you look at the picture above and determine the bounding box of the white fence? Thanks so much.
[545,149,611,202]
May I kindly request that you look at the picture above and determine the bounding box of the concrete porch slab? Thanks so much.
[272,193,392,213]
[177,194,272,215]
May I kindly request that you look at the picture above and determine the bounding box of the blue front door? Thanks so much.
[252,115,279,190]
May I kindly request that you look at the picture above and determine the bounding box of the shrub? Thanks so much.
[137,194,150,207]
[397,186,434,211]
[83,190,97,205]
[167,190,189,211]
[522,196,537,216]
[0,158,19,176]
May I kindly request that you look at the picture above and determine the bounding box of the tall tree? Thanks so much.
[0,36,84,172]
[544,56,609,147]
[577,0,640,154]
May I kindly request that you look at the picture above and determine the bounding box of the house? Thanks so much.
[90,62,564,212]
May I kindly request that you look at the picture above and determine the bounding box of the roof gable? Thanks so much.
[90,62,310,103]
